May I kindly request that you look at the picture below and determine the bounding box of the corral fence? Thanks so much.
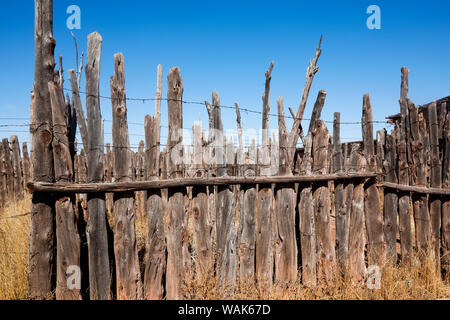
[8,0,450,300]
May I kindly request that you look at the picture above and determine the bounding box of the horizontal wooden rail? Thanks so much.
[380,181,450,195]
[27,172,376,193]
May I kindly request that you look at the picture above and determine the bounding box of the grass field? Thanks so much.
[1,196,449,300]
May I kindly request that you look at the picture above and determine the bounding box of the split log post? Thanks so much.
[211,91,237,291]
[398,67,412,262]
[22,142,31,194]
[298,134,316,287]
[10,135,23,198]
[260,62,274,176]
[383,132,399,261]
[274,97,297,288]
[28,0,56,299]
[1,139,13,198]
[110,53,142,299]
[49,81,81,300]
[85,32,110,300]
[333,112,349,270]
[348,145,367,283]
[143,64,166,300]
[165,67,191,299]
[312,120,336,283]
[0,144,6,207]
[442,105,450,273]
[428,102,442,263]
[362,94,386,266]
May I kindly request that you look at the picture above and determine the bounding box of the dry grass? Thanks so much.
[0,196,30,300]
[184,251,450,300]
[1,196,449,300]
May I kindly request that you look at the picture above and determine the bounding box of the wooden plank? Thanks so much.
[49,80,81,300]
[110,53,142,300]
[85,32,110,300]
[428,102,442,261]
[287,36,323,167]
[28,0,56,299]
[10,135,23,199]
[348,145,367,283]
[255,186,273,286]
[312,120,335,283]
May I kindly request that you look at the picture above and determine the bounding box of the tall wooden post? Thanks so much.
[85,32,110,300]
[442,105,450,273]
[49,81,81,300]
[165,67,190,299]
[28,0,56,299]
[428,102,442,263]
[110,53,142,299]
[144,65,166,300]
[10,135,23,199]
[398,67,413,261]
[362,94,386,266]
[22,142,31,192]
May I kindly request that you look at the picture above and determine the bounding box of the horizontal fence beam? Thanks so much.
[27,172,376,193]
[380,181,450,195]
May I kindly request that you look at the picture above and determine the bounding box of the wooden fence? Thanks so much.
[21,0,450,300]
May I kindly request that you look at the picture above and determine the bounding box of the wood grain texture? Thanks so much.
[110,53,142,300]
[28,0,56,299]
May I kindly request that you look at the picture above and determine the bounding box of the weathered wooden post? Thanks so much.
[333,112,349,270]
[110,53,142,299]
[28,0,56,299]
[2,139,13,199]
[0,143,6,207]
[85,32,110,300]
[428,102,442,264]
[10,135,23,199]
[312,119,336,283]
[22,142,31,192]
[143,65,166,300]
[48,80,81,300]
[274,97,297,289]
[362,94,386,267]
[443,105,450,273]
[398,67,413,261]
[165,67,191,299]
[348,145,367,283]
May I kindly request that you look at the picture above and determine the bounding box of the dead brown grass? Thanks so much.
[0,196,30,300]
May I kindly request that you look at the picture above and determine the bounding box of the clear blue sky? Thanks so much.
[0,0,449,149]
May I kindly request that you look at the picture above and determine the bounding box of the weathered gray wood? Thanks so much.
[28,0,56,299]
[1,139,13,198]
[362,94,386,266]
[143,65,165,300]
[383,133,399,261]
[333,112,349,270]
[274,186,297,287]
[28,172,378,193]
[49,81,81,300]
[312,120,335,283]
[165,67,191,300]
[22,142,31,193]
[277,98,289,175]
[0,144,6,207]
[255,186,273,286]
[398,68,413,262]
[443,107,450,272]
[348,145,366,284]
[299,185,316,287]
[428,102,441,262]
[68,70,88,150]
[287,35,323,168]
[85,32,110,300]
[260,62,274,176]
[110,53,142,299]
[308,90,327,134]
[10,135,23,198]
